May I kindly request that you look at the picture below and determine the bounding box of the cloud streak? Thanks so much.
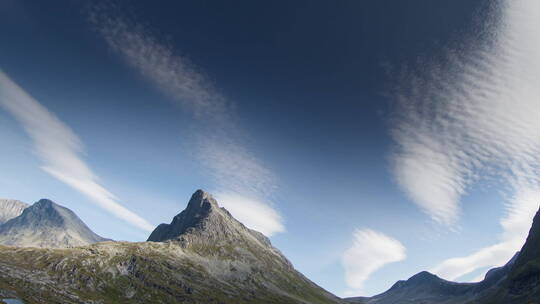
[391,1,540,279]
[342,229,406,294]
[89,7,283,236]
[0,70,153,231]
[214,192,285,236]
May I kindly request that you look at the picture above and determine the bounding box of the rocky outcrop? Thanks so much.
[0,199,28,224]
[148,190,290,266]
[0,199,109,248]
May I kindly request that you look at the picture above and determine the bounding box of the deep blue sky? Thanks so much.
[3,0,536,298]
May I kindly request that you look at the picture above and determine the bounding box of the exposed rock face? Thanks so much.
[0,191,344,304]
[148,190,289,265]
[0,199,28,224]
[0,199,109,248]
[148,190,220,242]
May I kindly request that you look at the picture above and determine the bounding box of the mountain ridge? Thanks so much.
[0,190,344,304]
[346,207,540,304]
[148,190,291,267]
[0,198,109,248]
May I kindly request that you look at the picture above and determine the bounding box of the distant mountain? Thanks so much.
[346,269,495,304]
[0,199,28,224]
[363,271,477,304]
[346,208,540,304]
[0,190,344,303]
[0,198,109,248]
[345,256,518,304]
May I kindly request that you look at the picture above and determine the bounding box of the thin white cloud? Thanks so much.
[342,229,406,294]
[215,192,285,236]
[89,7,283,236]
[0,70,153,231]
[432,186,540,281]
[91,14,229,122]
[392,0,540,279]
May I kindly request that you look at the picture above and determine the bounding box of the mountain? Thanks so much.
[345,248,521,304]
[346,207,540,304]
[355,271,477,304]
[0,190,344,304]
[475,206,540,303]
[0,199,28,224]
[345,254,518,304]
[147,190,290,264]
[345,268,504,304]
[0,199,109,248]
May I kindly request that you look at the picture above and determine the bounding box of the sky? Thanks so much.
[1,0,539,298]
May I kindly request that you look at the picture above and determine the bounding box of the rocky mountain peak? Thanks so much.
[34,198,55,208]
[147,190,224,243]
[181,189,219,219]
[147,190,293,268]
[0,199,28,224]
[0,198,109,248]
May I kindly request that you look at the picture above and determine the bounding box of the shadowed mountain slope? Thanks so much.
[475,206,540,303]
[346,207,540,304]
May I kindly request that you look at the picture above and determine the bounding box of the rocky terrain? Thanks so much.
[0,199,109,248]
[0,191,344,304]
[0,199,28,224]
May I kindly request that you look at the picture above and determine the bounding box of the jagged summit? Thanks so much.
[0,198,109,248]
[186,189,219,210]
[148,189,292,267]
[148,189,257,243]
[147,189,222,242]
[0,199,28,224]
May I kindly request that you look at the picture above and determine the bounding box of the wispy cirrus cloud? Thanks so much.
[0,70,153,231]
[89,6,283,236]
[391,0,540,279]
[342,229,406,295]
